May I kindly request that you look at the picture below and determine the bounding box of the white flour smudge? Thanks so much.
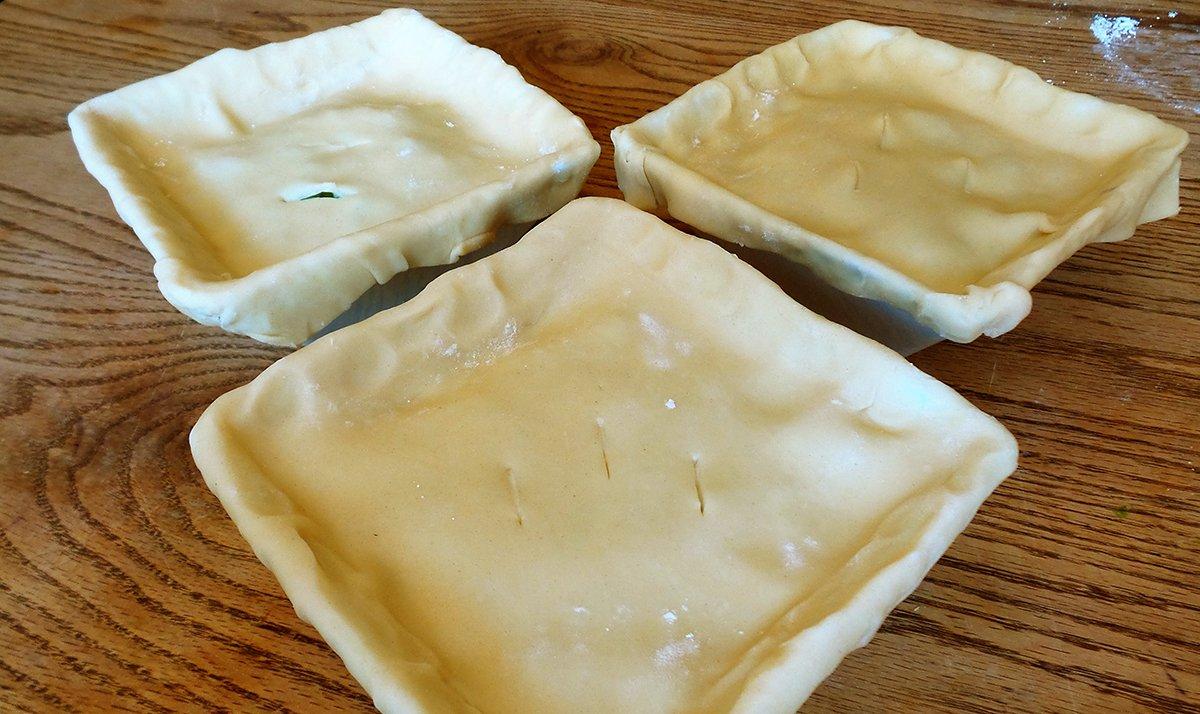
[781,535,821,570]
[1090,14,1139,45]
[781,541,805,569]
[1090,14,1197,114]
[653,632,699,668]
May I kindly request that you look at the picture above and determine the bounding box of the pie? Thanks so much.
[69,8,599,346]
[612,20,1187,342]
[191,198,1018,712]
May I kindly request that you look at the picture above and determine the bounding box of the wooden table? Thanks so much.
[1,0,1196,711]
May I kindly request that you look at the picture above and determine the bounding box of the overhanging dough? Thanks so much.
[613,20,1187,342]
[191,198,1018,712]
[70,8,599,346]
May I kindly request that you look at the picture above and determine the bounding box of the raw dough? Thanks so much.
[613,20,1187,342]
[192,198,1018,713]
[70,8,599,345]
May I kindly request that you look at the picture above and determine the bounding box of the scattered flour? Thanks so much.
[653,632,699,668]
[781,535,821,570]
[1089,13,1197,114]
[781,541,805,569]
[1089,14,1139,45]
[637,312,690,370]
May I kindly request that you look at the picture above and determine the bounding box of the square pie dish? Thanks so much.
[191,198,1018,712]
[612,20,1188,343]
[69,8,600,346]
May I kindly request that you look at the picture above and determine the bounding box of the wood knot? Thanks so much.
[542,35,613,66]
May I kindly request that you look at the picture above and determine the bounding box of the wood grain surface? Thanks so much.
[1,0,1197,711]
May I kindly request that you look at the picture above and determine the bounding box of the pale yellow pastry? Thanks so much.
[191,198,1017,712]
[69,8,599,346]
[612,20,1187,343]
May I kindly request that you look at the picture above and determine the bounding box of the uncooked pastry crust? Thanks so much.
[69,8,599,346]
[191,198,1018,712]
[612,20,1187,342]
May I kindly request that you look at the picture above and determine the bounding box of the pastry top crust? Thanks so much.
[70,8,599,346]
[192,198,1017,712]
[613,20,1187,342]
